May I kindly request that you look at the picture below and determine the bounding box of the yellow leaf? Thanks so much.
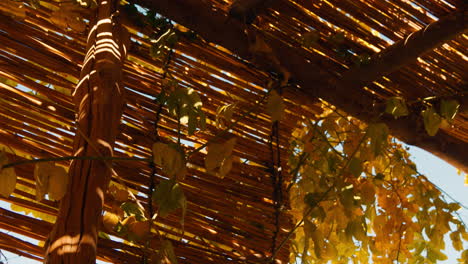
[360,181,375,205]
[450,232,463,251]
[266,90,285,122]
[35,162,68,201]
[0,151,16,197]
[102,212,119,232]
[48,165,68,201]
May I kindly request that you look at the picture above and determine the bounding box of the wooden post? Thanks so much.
[44,0,129,263]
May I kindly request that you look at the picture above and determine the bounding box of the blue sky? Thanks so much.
[1,145,466,263]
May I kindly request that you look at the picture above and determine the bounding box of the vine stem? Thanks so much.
[1,156,150,169]
[187,87,274,157]
[396,222,404,264]
[269,120,282,262]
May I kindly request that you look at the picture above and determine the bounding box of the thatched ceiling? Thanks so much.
[0,0,466,263]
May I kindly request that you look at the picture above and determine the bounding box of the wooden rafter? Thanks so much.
[134,0,467,171]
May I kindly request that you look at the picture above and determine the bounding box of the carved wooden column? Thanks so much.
[45,0,129,263]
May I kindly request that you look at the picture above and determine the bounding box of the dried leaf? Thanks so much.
[250,33,273,54]
[152,143,186,179]
[205,138,236,177]
[348,157,362,177]
[129,220,150,239]
[0,151,16,197]
[266,90,285,122]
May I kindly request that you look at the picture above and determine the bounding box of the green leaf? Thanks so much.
[385,97,408,118]
[166,87,205,135]
[421,107,441,136]
[440,99,459,121]
[152,179,186,218]
[367,123,389,156]
[120,202,145,221]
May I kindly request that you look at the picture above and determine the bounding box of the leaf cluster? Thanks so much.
[288,111,467,263]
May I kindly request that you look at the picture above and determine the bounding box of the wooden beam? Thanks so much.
[44,0,130,263]
[133,0,467,172]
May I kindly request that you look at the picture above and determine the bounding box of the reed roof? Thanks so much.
[0,0,466,263]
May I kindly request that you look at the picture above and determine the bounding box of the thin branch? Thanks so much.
[396,222,404,264]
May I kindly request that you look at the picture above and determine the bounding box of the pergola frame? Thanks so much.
[0,0,466,263]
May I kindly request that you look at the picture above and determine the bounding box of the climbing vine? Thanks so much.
[286,106,468,263]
